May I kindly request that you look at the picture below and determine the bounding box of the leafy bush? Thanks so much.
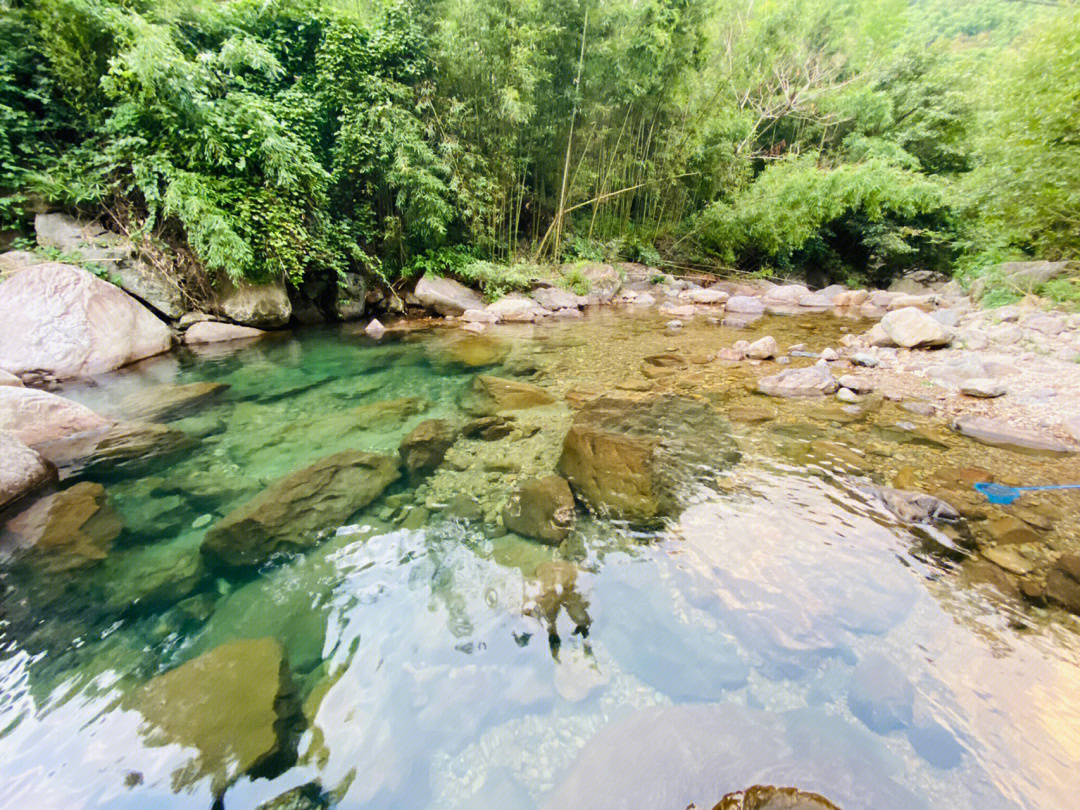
[699,153,954,285]
[558,265,592,296]
[456,261,538,300]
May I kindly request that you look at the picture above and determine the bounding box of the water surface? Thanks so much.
[2,311,1080,810]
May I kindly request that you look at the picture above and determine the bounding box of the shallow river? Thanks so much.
[2,310,1080,810]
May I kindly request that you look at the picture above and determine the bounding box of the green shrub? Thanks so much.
[558,265,592,296]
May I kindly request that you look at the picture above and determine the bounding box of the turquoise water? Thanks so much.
[2,316,1080,810]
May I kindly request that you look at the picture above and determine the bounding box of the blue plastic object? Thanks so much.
[974,481,1080,505]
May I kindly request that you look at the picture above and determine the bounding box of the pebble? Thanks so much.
[820,348,839,361]
[836,388,860,404]
[852,352,880,367]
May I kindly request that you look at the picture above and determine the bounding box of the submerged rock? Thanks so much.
[36,420,197,477]
[0,263,172,380]
[713,785,840,810]
[429,334,510,368]
[414,273,484,316]
[0,431,56,511]
[503,476,576,544]
[1,481,123,572]
[757,365,839,397]
[184,321,266,344]
[201,450,401,569]
[0,386,111,447]
[127,637,295,792]
[399,419,459,475]
[558,394,740,521]
[461,375,557,415]
[848,652,914,734]
[118,381,228,422]
[952,415,1076,455]
[1046,554,1080,615]
[864,486,960,524]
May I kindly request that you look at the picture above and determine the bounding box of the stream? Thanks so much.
[2,310,1080,809]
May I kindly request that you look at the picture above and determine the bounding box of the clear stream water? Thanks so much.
[2,311,1080,810]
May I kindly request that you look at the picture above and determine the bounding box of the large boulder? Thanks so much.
[0,386,111,446]
[503,476,576,544]
[184,321,266,344]
[559,423,663,520]
[532,286,586,311]
[0,263,173,379]
[398,419,458,475]
[118,381,228,422]
[879,307,951,348]
[332,272,367,321]
[1,481,122,572]
[414,273,484,316]
[126,637,295,792]
[757,365,839,397]
[485,293,551,322]
[214,275,291,327]
[1046,554,1080,615]
[201,450,401,569]
[569,263,621,302]
[0,431,56,511]
[35,212,185,319]
[725,295,765,315]
[461,375,556,415]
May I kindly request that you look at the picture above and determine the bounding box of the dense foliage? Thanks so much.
[0,0,1074,292]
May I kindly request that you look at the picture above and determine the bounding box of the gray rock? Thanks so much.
[763,284,809,304]
[865,485,960,523]
[184,321,266,344]
[485,294,551,322]
[960,378,1006,398]
[798,293,832,307]
[0,386,111,447]
[0,369,23,387]
[880,307,951,348]
[745,335,778,360]
[0,263,172,380]
[462,308,499,323]
[684,288,728,304]
[35,212,186,319]
[929,309,959,328]
[952,415,1076,455]
[837,375,873,394]
[414,274,485,316]
[532,286,585,310]
[214,275,291,327]
[332,272,367,321]
[0,431,56,511]
[364,318,386,337]
[1024,314,1066,336]
[757,365,838,397]
[576,262,622,302]
[725,295,765,315]
[836,388,860,404]
[1062,416,1080,443]
[851,353,880,368]
[888,270,950,295]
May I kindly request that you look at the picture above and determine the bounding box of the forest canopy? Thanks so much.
[1,0,1077,291]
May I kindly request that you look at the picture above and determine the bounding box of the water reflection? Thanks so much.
[1,317,1079,809]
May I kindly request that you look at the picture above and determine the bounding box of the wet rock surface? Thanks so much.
[0,385,112,446]
[1,481,122,571]
[399,419,459,475]
[201,450,401,569]
[117,381,228,422]
[712,785,840,810]
[502,476,576,544]
[184,321,267,344]
[0,431,56,511]
[462,375,557,415]
[213,276,291,327]
[127,637,296,791]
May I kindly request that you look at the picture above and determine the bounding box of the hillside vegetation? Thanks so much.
[1,0,1077,294]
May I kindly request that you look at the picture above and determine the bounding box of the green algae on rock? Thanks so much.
[201,450,401,569]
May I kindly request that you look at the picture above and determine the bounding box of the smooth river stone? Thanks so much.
[952,415,1076,455]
